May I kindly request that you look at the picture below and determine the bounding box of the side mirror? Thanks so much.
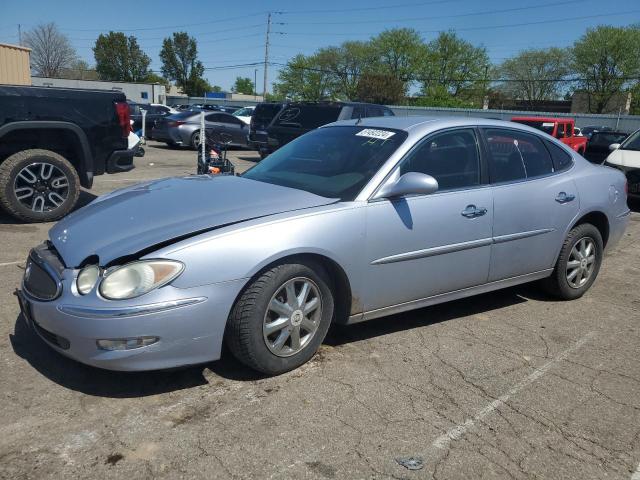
[374,172,438,200]
[609,143,621,151]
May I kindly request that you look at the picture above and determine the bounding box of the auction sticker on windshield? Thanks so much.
[356,129,396,140]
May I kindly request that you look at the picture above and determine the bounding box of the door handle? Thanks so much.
[461,205,487,218]
[555,192,576,204]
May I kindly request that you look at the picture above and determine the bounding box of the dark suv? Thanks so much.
[250,101,394,158]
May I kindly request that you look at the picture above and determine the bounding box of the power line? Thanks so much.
[278,10,640,36]
[278,0,461,15]
[285,0,582,25]
[66,24,267,42]
[57,12,268,32]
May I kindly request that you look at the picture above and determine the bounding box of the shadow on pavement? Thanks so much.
[326,286,532,347]
[10,312,265,398]
[10,285,540,398]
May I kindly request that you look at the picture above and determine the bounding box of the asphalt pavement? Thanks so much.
[1,141,639,479]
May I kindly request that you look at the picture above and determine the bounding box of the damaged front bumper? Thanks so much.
[18,247,246,371]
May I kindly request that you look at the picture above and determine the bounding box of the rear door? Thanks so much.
[481,127,579,281]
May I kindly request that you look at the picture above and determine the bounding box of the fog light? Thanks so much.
[96,336,159,351]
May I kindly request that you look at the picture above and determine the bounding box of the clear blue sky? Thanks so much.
[1,0,638,93]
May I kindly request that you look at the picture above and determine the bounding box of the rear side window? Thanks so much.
[382,107,395,117]
[484,128,554,183]
[399,129,480,191]
[205,113,225,122]
[545,141,573,171]
[275,105,341,129]
[366,105,383,117]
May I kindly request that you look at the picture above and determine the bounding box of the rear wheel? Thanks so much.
[542,223,603,300]
[0,149,80,222]
[190,131,202,150]
[226,260,334,375]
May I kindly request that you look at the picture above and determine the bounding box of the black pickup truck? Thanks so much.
[0,85,135,222]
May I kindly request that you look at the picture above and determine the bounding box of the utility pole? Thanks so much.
[254,68,258,101]
[263,12,271,100]
[18,24,22,45]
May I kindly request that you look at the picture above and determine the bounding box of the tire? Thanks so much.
[542,223,603,300]
[259,150,268,160]
[0,149,80,223]
[190,131,202,150]
[226,260,335,375]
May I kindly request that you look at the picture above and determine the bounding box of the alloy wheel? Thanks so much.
[263,277,323,357]
[13,162,70,213]
[566,237,596,289]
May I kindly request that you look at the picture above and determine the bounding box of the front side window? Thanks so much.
[484,128,554,183]
[399,129,480,191]
[243,126,408,200]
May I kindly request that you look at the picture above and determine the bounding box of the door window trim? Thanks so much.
[368,126,489,202]
[478,126,574,187]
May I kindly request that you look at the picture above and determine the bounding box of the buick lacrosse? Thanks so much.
[18,117,630,374]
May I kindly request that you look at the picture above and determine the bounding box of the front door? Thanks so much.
[364,128,493,313]
[481,127,580,281]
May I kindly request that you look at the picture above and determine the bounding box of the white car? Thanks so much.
[232,106,255,125]
[605,128,640,197]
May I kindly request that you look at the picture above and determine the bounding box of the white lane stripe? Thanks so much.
[432,331,595,450]
[0,261,22,267]
[631,463,640,480]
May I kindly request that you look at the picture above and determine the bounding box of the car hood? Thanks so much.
[49,175,337,267]
[606,149,640,169]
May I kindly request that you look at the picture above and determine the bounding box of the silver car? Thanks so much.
[152,111,249,149]
[18,117,630,374]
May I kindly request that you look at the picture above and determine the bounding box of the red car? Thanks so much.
[511,117,588,154]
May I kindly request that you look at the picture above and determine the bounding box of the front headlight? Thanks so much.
[99,260,184,300]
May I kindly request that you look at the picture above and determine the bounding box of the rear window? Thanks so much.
[275,105,341,129]
[169,112,198,121]
[545,141,573,171]
[253,103,284,123]
[590,132,628,147]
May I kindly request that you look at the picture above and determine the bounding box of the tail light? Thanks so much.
[168,120,185,127]
[115,101,132,138]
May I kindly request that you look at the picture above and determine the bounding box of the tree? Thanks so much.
[232,77,254,95]
[59,59,99,80]
[370,28,425,89]
[498,48,569,106]
[572,25,640,113]
[273,52,338,100]
[420,32,490,103]
[143,72,170,89]
[354,73,404,105]
[93,32,151,82]
[23,23,77,77]
[327,41,377,100]
[160,32,207,97]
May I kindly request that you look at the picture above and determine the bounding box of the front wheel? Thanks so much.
[0,149,80,222]
[542,223,603,300]
[226,260,334,375]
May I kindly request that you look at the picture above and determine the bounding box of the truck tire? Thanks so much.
[0,149,80,223]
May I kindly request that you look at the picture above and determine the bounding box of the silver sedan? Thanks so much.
[18,117,630,374]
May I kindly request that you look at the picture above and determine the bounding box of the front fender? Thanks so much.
[147,203,367,307]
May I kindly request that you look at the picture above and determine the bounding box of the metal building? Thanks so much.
[30,77,167,104]
[0,43,31,85]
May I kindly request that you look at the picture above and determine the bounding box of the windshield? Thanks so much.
[620,129,640,151]
[233,107,253,117]
[512,120,556,135]
[243,126,408,200]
